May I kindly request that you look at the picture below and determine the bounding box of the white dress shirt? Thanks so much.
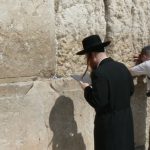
[130,60,150,91]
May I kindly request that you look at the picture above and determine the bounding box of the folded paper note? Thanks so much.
[71,73,91,84]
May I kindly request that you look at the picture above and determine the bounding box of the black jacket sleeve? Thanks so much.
[127,68,135,96]
[129,74,134,96]
[84,71,109,109]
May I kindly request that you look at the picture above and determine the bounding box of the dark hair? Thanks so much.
[141,45,150,56]
[82,53,97,78]
[82,54,91,79]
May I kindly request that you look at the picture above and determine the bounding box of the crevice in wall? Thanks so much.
[54,0,60,13]
[103,0,110,42]
[131,0,136,53]
[53,0,60,79]
[24,83,34,96]
[0,76,37,83]
[49,82,59,93]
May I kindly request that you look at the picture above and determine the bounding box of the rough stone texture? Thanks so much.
[0,79,94,150]
[56,0,150,76]
[0,0,56,78]
[146,96,150,150]
[104,0,150,67]
[55,0,106,76]
[131,78,147,149]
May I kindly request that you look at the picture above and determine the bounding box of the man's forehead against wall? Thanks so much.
[141,45,150,56]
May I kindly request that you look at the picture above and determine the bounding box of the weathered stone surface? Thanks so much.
[146,96,150,150]
[55,0,106,76]
[55,0,150,76]
[131,78,147,149]
[0,79,94,150]
[0,0,56,78]
[104,0,150,67]
[0,81,33,98]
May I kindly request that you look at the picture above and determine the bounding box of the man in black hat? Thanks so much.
[76,35,135,150]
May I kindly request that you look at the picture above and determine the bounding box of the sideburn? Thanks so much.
[82,53,96,79]
[82,55,90,79]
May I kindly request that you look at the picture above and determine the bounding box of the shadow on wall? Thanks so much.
[48,95,86,150]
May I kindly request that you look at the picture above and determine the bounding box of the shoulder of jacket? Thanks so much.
[91,69,106,79]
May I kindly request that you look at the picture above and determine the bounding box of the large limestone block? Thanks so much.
[0,0,56,78]
[0,79,95,150]
[55,0,106,76]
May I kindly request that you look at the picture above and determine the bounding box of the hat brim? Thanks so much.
[76,41,111,55]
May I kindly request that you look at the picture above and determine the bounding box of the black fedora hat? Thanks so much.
[76,34,111,55]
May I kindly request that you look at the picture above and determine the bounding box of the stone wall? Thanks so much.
[0,0,56,78]
[132,78,147,150]
[0,0,150,149]
[55,0,106,76]
[104,0,150,66]
[56,0,150,76]
[0,79,94,150]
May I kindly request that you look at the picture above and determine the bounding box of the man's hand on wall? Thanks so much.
[133,54,143,65]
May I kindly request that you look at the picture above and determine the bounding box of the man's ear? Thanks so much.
[142,54,147,60]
